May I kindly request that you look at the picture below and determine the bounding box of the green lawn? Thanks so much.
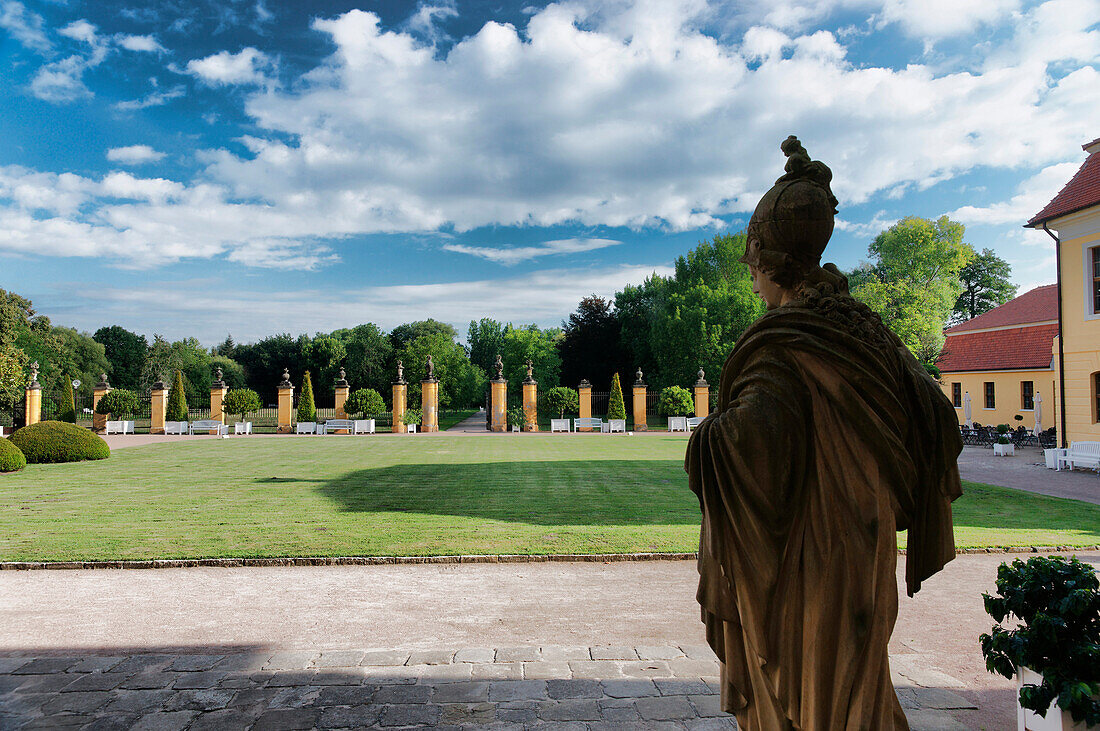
[1,435,1098,561]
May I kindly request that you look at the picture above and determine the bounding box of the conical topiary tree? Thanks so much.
[607,372,627,420]
[297,371,316,422]
[166,369,188,422]
[59,375,76,423]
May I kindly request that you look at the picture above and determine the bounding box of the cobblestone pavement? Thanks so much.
[0,644,979,730]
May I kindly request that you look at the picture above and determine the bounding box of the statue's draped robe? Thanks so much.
[686,292,962,731]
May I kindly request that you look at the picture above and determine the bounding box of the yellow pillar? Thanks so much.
[490,380,507,432]
[522,383,538,432]
[392,360,407,433]
[694,368,709,419]
[276,368,294,434]
[92,373,110,433]
[334,368,350,419]
[150,380,168,434]
[421,379,439,432]
[632,368,647,431]
[578,379,592,431]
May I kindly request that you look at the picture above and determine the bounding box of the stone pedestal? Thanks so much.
[92,374,110,433]
[694,370,710,419]
[392,382,407,434]
[522,381,538,432]
[150,383,168,434]
[277,385,294,434]
[421,379,439,432]
[24,385,41,427]
[490,379,507,432]
[632,371,647,431]
[210,385,228,425]
[578,379,592,431]
[334,385,350,419]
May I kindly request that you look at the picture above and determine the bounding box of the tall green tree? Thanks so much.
[607,372,627,420]
[467,318,506,374]
[0,346,27,412]
[849,215,973,364]
[303,335,346,401]
[234,334,305,403]
[93,325,148,391]
[397,333,485,409]
[389,319,458,352]
[59,375,76,423]
[500,324,562,402]
[297,371,316,422]
[141,336,212,403]
[166,369,188,422]
[952,248,1017,322]
[558,296,628,390]
[330,324,392,396]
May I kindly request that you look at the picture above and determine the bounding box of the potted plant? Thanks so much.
[507,406,526,433]
[980,556,1099,730]
[403,408,422,433]
[995,424,1015,456]
[94,388,140,433]
[222,388,261,435]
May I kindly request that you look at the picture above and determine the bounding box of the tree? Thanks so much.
[303,335,346,400]
[140,336,211,403]
[657,386,694,416]
[166,369,188,422]
[209,355,246,389]
[558,296,629,390]
[330,324,392,396]
[213,334,237,358]
[93,326,148,391]
[234,333,306,403]
[0,345,27,412]
[95,388,140,418]
[467,318,506,374]
[952,248,1017,322]
[849,216,973,364]
[501,324,561,402]
[58,375,76,423]
[297,371,316,422]
[397,333,485,409]
[222,388,261,423]
[344,388,386,416]
[607,372,626,420]
[389,319,458,352]
[544,386,579,418]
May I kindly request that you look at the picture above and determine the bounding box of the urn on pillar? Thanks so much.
[632,368,648,431]
[489,354,507,432]
[92,372,111,433]
[150,378,168,434]
[276,368,294,434]
[522,359,538,432]
[392,360,408,434]
[694,368,710,419]
[24,361,42,427]
[210,367,228,425]
[334,368,350,419]
[577,378,593,432]
[421,355,439,433]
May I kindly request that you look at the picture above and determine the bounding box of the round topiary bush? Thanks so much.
[0,438,26,472]
[10,421,110,464]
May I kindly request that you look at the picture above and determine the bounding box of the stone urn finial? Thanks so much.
[279,368,292,388]
[634,367,645,386]
[339,367,346,381]
[212,366,224,387]
[695,368,708,387]
[96,372,110,390]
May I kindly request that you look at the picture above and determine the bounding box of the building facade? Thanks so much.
[1027,136,1100,445]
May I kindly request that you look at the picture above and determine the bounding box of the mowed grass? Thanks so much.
[1,435,1098,561]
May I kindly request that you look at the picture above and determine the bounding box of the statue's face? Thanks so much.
[749,265,786,310]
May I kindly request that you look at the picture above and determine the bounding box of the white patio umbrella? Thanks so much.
[1034,392,1042,435]
[962,391,972,428]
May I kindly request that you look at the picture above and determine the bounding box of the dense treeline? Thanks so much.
[0,218,1016,415]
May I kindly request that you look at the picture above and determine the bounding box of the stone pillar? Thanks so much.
[522,359,538,432]
[694,368,710,419]
[24,362,41,427]
[490,358,507,432]
[578,379,592,431]
[632,368,647,431]
[421,379,439,432]
[392,360,407,434]
[150,380,168,434]
[92,373,110,433]
[334,368,350,419]
[210,367,227,425]
[276,369,294,434]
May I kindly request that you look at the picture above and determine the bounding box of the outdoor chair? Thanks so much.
[189,420,228,435]
[573,417,603,432]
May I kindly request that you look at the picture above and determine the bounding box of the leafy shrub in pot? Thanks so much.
[657,386,695,417]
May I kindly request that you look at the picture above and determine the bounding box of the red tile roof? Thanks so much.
[945,284,1058,333]
[1027,141,1100,226]
[937,323,1057,372]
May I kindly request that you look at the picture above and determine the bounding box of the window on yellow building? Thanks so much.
[952,383,961,407]
[1092,247,1100,315]
[1093,372,1100,423]
[984,382,995,409]
[1021,381,1034,410]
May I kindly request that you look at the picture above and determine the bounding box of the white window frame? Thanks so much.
[1085,243,1100,322]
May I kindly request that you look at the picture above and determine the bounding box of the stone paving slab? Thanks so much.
[0,645,974,730]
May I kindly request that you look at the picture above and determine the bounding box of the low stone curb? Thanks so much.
[2,545,1096,571]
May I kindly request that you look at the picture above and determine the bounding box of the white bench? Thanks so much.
[686,416,704,431]
[164,421,188,435]
[1060,441,1100,471]
[574,417,603,432]
[295,422,317,435]
[353,419,375,434]
[323,419,353,434]
[607,419,626,433]
[105,420,135,435]
[189,420,228,435]
[233,422,252,435]
[550,419,570,433]
[668,416,688,432]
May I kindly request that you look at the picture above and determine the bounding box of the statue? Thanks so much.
[214,367,223,383]
[339,368,346,382]
[28,361,39,386]
[686,137,961,731]
[396,360,404,383]
[525,359,534,380]
[425,354,434,380]
[494,354,503,379]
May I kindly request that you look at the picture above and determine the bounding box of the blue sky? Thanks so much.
[1,0,1097,344]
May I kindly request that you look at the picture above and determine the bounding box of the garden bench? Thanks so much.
[607,419,626,433]
[353,419,375,434]
[1060,441,1100,472]
[189,420,227,435]
[322,419,353,434]
[550,419,570,433]
[668,416,688,432]
[233,422,252,435]
[573,417,603,432]
[164,421,188,435]
[295,422,317,435]
[686,416,704,431]
[105,420,134,435]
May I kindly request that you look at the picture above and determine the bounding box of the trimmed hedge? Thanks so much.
[0,438,25,472]
[10,421,110,464]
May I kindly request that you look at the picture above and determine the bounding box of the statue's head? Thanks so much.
[740,136,838,290]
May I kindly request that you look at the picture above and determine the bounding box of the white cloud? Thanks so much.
[186,47,274,86]
[875,0,1019,37]
[106,145,166,165]
[114,85,185,111]
[442,238,621,265]
[30,56,94,102]
[949,162,1082,226]
[115,34,163,53]
[58,19,97,44]
[0,1,50,52]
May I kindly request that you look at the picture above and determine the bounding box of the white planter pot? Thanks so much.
[1018,667,1096,731]
[407,424,417,433]
[1045,448,1067,470]
[994,442,1015,456]
[511,425,520,432]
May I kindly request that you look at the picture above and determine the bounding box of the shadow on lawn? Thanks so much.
[308,459,700,526]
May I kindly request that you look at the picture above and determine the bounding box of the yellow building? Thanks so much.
[1026,136,1100,446]
[937,286,1057,430]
